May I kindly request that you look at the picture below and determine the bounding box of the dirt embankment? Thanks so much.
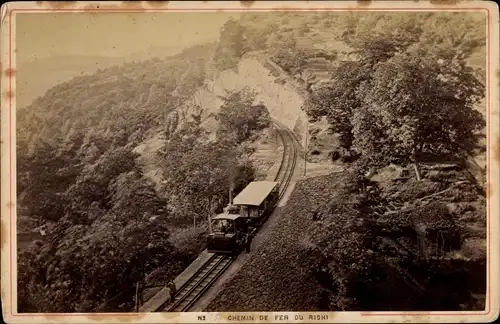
[205,170,346,312]
[205,163,486,311]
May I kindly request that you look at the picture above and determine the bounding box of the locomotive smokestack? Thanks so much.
[229,183,234,205]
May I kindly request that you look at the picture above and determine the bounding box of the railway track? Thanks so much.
[157,121,299,312]
[161,254,232,312]
[272,120,299,199]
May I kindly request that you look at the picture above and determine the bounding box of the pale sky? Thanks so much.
[16,12,239,66]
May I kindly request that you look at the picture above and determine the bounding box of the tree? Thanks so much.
[242,25,269,52]
[162,125,241,227]
[214,19,247,71]
[270,37,309,75]
[64,147,139,224]
[304,61,370,151]
[345,13,423,59]
[417,13,486,62]
[215,87,271,144]
[17,140,80,222]
[184,140,238,229]
[354,50,485,180]
[164,110,180,140]
[18,163,173,313]
[304,13,421,152]
[304,13,485,180]
[16,41,221,313]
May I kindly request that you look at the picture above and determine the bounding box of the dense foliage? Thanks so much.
[214,18,247,71]
[302,12,486,177]
[270,38,309,76]
[16,38,270,311]
[215,87,271,144]
[216,12,485,174]
[302,175,468,310]
[160,120,257,228]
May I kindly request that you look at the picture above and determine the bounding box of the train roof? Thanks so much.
[212,214,241,221]
[233,181,279,207]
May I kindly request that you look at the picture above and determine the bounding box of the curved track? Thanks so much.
[272,119,299,199]
[158,121,299,312]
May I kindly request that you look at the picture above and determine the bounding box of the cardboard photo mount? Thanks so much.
[1,1,499,323]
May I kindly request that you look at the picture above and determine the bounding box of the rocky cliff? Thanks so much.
[135,54,309,194]
[178,55,309,148]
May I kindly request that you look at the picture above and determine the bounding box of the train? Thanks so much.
[207,181,280,255]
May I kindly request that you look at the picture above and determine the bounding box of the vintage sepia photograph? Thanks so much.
[1,1,499,323]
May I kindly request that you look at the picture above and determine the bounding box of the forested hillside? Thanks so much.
[17,40,270,312]
[17,10,489,313]
[16,46,182,110]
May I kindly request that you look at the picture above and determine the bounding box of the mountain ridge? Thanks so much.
[16,45,185,109]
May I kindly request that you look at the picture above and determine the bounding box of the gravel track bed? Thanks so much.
[205,172,346,311]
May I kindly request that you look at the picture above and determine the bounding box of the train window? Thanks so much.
[225,204,239,214]
[240,206,251,218]
[250,208,259,218]
[212,219,234,234]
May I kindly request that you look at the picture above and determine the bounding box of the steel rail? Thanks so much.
[162,255,232,312]
[154,254,218,312]
[157,121,300,313]
[272,120,298,199]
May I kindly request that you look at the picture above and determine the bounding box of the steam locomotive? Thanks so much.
[207,181,279,255]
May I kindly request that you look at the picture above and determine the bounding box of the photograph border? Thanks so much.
[1,1,499,323]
